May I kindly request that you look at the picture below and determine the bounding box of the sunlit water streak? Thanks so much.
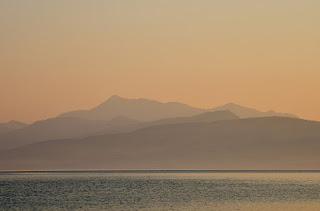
[1,170,320,210]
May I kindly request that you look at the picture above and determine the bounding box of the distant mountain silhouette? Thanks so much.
[0,120,28,134]
[0,117,139,150]
[59,95,205,121]
[211,103,298,119]
[59,96,298,122]
[1,117,319,170]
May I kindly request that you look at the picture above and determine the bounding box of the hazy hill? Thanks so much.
[59,95,206,121]
[0,111,238,150]
[0,121,28,134]
[144,110,239,127]
[211,103,298,119]
[0,117,139,150]
[92,110,240,136]
[1,117,319,170]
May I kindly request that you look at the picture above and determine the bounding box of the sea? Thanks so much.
[1,170,320,210]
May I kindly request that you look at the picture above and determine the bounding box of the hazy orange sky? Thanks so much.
[1,0,319,123]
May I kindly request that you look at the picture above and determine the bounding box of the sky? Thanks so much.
[1,0,319,123]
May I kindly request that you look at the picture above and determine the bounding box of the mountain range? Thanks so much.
[59,95,298,121]
[0,95,298,150]
[1,95,314,170]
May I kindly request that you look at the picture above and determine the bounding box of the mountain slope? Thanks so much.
[0,111,238,150]
[59,95,206,121]
[211,103,298,119]
[0,121,28,134]
[0,117,139,150]
[92,110,240,136]
[1,117,319,170]
[145,110,239,126]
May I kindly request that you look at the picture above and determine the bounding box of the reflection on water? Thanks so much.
[1,171,320,210]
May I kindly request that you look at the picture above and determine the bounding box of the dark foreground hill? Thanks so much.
[1,117,319,170]
[0,111,238,150]
[0,117,139,150]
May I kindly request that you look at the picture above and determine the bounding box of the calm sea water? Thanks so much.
[1,170,320,210]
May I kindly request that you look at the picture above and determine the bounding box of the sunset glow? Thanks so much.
[1,1,319,123]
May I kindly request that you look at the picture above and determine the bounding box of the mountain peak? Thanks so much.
[107,95,125,101]
[0,120,28,134]
[102,95,156,106]
[220,102,245,109]
[5,120,27,127]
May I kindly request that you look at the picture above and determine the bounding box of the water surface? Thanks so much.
[1,170,320,210]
